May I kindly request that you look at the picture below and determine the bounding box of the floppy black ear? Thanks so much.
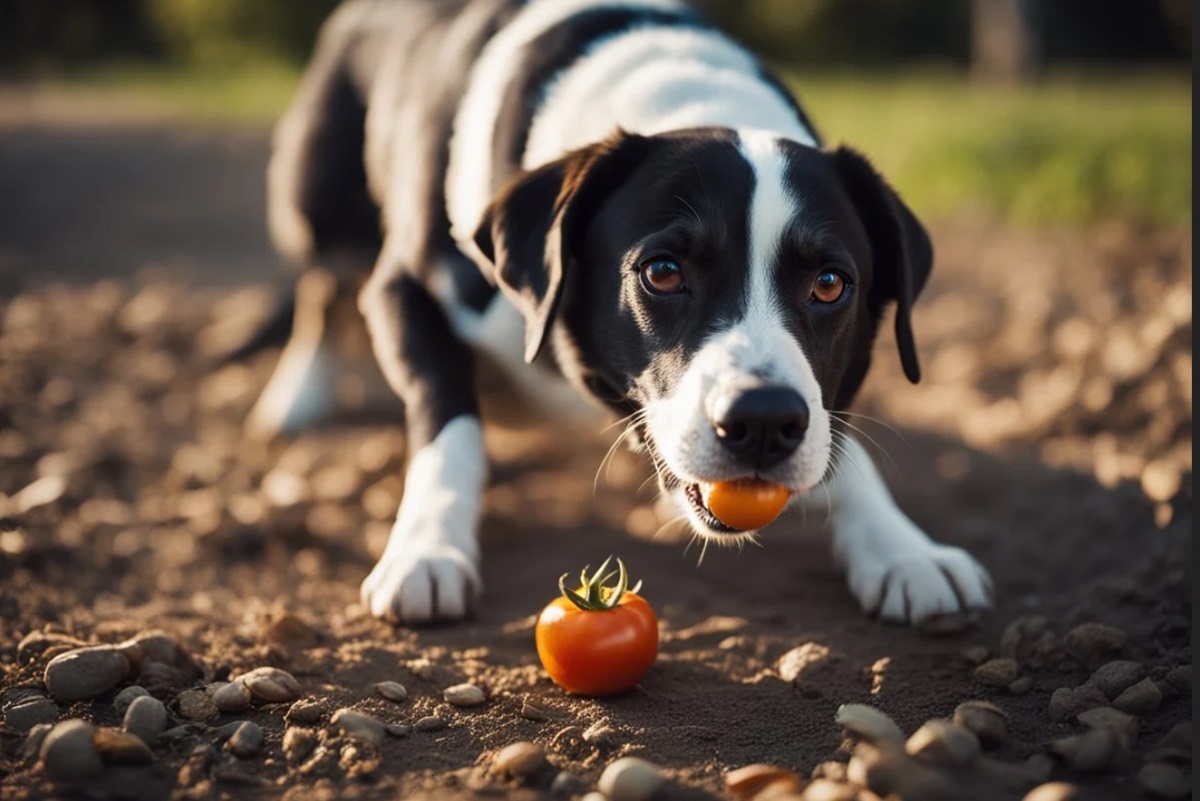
[473,133,653,363]
[829,146,932,384]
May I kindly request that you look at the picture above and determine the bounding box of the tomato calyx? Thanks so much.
[558,556,644,612]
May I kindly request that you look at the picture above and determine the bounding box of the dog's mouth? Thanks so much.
[683,482,741,534]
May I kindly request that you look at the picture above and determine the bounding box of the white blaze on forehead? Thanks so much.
[737,128,798,327]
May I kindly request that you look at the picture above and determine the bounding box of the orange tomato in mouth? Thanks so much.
[706,480,791,530]
[535,557,658,696]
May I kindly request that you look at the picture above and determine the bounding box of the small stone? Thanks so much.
[847,741,956,798]
[952,701,1009,748]
[809,761,848,782]
[282,727,317,763]
[92,727,154,765]
[386,723,412,738]
[374,681,408,702]
[550,770,587,797]
[960,645,990,665]
[40,719,104,782]
[724,764,804,801]
[22,723,53,762]
[238,666,301,704]
[1112,677,1162,714]
[1024,754,1054,781]
[598,756,665,801]
[835,704,904,746]
[1047,684,1108,722]
[113,686,151,715]
[208,721,244,740]
[332,709,385,747]
[1076,707,1138,747]
[1063,623,1126,664]
[520,699,549,721]
[407,658,441,681]
[43,645,131,702]
[1048,729,1119,773]
[1089,660,1145,699]
[1022,783,1079,801]
[285,699,324,726]
[905,719,980,766]
[261,613,320,650]
[227,721,264,758]
[4,695,58,731]
[176,688,219,722]
[123,695,168,746]
[493,741,546,779]
[1157,722,1191,751]
[415,715,446,732]
[1008,676,1034,695]
[999,616,1055,663]
[777,643,833,683]
[974,658,1020,688]
[582,722,618,746]
[212,680,253,713]
[1137,762,1190,799]
[1164,666,1191,695]
[443,683,486,707]
[17,631,86,665]
[801,779,857,801]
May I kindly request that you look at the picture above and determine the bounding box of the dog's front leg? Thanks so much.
[814,435,993,626]
[357,268,485,623]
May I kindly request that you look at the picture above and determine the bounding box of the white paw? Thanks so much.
[360,542,480,623]
[846,544,993,626]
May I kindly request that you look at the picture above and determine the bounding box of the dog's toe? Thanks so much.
[853,545,992,626]
[361,545,479,623]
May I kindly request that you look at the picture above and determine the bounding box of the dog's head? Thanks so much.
[474,128,931,538]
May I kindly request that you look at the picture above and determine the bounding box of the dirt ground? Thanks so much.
[0,118,1192,801]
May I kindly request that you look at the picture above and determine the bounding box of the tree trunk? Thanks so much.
[971,0,1042,83]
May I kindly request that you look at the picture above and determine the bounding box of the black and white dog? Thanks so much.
[250,0,992,626]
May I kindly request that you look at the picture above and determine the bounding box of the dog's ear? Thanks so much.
[473,132,652,363]
[829,146,932,384]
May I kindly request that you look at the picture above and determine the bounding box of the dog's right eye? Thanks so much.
[640,258,686,295]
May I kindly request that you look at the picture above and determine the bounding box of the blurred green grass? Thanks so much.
[29,65,1191,227]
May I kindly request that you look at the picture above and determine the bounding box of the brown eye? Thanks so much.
[811,270,848,304]
[640,258,685,295]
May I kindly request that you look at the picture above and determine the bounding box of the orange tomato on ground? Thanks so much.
[706,480,791,530]
[535,557,658,696]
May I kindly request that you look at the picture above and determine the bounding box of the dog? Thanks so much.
[248,0,993,626]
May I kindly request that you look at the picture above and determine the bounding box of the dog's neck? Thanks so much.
[446,0,816,252]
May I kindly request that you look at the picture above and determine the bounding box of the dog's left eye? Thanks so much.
[640,258,686,295]
[811,270,849,304]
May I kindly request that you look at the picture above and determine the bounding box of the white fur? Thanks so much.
[803,436,993,624]
[648,131,831,533]
[360,416,487,621]
[447,0,691,253]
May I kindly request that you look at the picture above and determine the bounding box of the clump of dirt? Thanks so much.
[0,219,1191,800]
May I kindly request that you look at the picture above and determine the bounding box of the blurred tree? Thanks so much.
[144,0,339,66]
[971,0,1043,83]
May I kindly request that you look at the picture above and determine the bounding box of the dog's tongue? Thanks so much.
[704,480,791,531]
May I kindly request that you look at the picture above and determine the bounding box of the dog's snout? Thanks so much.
[710,386,809,469]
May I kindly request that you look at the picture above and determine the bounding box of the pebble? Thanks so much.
[4,695,58,731]
[952,701,1009,747]
[550,770,587,798]
[1022,783,1079,801]
[1112,677,1162,714]
[1048,729,1119,773]
[777,643,832,683]
[1137,762,1190,799]
[582,721,618,746]
[598,757,665,801]
[285,698,324,726]
[228,721,264,758]
[261,613,320,651]
[332,708,385,747]
[847,741,956,798]
[40,719,104,782]
[176,688,219,722]
[386,723,412,738]
[238,666,301,704]
[1008,675,1034,695]
[1089,660,1145,699]
[834,703,904,746]
[92,727,154,765]
[974,658,1020,688]
[22,723,53,762]
[1076,707,1138,746]
[810,761,848,782]
[123,695,168,746]
[43,645,131,702]
[493,741,546,779]
[1164,665,1191,695]
[113,685,151,715]
[1024,754,1055,782]
[960,645,991,665]
[415,715,446,732]
[520,699,549,721]
[374,681,408,702]
[801,779,857,801]
[999,615,1055,662]
[1047,683,1108,722]
[17,631,86,665]
[904,719,980,766]
[283,727,317,763]
[1063,622,1126,664]
[724,764,804,801]
[212,680,253,713]
[443,683,486,707]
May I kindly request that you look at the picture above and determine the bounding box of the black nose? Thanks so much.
[711,386,809,469]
